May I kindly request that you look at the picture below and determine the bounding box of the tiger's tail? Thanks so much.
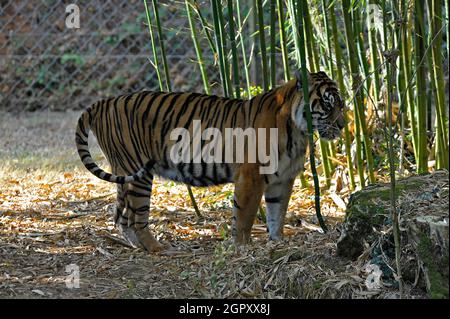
[75,103,154,184]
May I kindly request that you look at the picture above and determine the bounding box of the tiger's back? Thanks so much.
[86,88,287,187]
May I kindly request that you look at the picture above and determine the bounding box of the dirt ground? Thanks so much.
[0,111,428,299]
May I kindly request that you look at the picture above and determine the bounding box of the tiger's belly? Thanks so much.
[152,162,235,187]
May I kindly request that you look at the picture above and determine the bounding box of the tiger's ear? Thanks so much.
[295,69,311,90]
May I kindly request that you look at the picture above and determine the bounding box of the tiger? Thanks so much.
[75,70,345,252]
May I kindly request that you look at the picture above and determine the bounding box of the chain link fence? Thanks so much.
[0,0,225,111]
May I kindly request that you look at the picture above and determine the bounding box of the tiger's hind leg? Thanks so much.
[114,184,139,247]
[232,166,265,245]
[114,177,163,252]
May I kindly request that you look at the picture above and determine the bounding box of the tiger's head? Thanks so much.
[294,70,345,141]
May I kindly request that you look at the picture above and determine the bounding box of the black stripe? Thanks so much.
[124,190,149,198]
[265,196,281,203]
[233,198,241,209]
[80,153,90,162]
[75,133,88,145]
[151,92,181,130]
[286,117,293,157]
[77,116,87,136]
[85,163,98,170]
[135,205,150,212]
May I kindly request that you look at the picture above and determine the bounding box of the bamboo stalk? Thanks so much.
[143,0,162,89]
[147,0,201,219]
[236,0,252,97]
[302,3,333,188]
[429,0,449,169]
[413,0,428,173]
[446,0,450,64]
[383,0,403,295]
[314,2,339,170]
[394,0,407,175]
[227,0,241,98]
[342,0,376,186]
[270,0,277,88]
[295,0,327,233]
[304,5,321,71]
[286,0,308,188]
[329,0,356,190]
[286,0,301,64]
[400,1,419,161]
[193,0,217,56]
[254,0,269,91]
[425,28,442,167]
[277,0,290,82]
[368,0,381,110]
[186,0,211,94]
[355,6,377,184]
[211,0,230,97]
[151,0,171,91]
[321,0,334,77]
[387,46,404,299]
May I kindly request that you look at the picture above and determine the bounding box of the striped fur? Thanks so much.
[75,71,344,251]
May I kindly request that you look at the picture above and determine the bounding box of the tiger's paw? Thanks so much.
[135,228,165,253]
[116,224,140,248]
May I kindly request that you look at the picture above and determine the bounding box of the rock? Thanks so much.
[408,215,449,299]
[336,171,449,299]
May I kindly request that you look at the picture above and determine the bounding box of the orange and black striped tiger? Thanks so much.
[75,71,345,252]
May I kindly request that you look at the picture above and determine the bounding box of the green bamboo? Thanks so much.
[446,0,450,64]
[394,0,407,175]
[236,0,252,97]
[143,0,162,90]
[270,0,277,88]
[277,0,290,82]
[151,0,171,91]
[313,2,339,170]
[400,1,419,161]
[217,0,232,97]
[212,0,231,97]
[321,0,335,77]
[342,0,374,187]
[382,0,403,295]
[295,0,327,233]
[227,0,241,98]
[344,0,377,185]
[254,0,269,91]
[286,0,301,64]
[147,0,201,219]
[425,29,442,166]
[367,0,381,114]
[304,4,334,188]
[429,0,449,169]
[186,0,211,94]
[354,6,377,185]
[193,0,217,56]
[413,0,428,173]
[353,7,373,122]
[329,0,356,190]
[304,5,321,71]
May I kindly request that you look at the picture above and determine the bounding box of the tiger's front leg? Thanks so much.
[264,178,295,240]
[232,166,265,245]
